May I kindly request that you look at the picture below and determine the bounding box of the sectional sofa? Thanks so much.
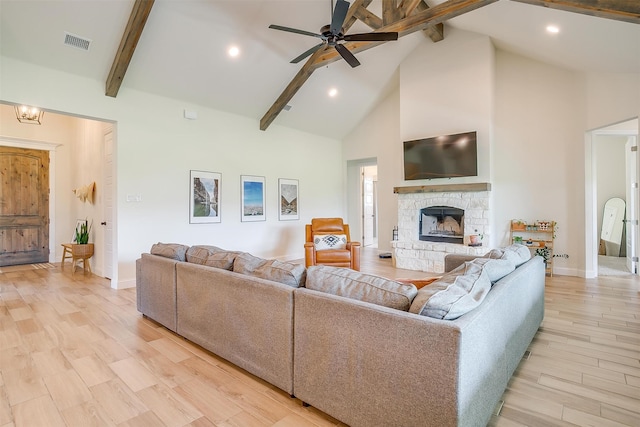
[136,243,545,427]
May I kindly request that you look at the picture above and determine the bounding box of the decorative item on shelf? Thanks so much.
[537,220,551,231]
[513,236,523,244]
[469,229,483,247]
[512,220,526,231]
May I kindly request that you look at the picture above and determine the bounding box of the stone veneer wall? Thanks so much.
[391,186,491,273]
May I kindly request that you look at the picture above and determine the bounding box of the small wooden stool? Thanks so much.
[61,243,94,274]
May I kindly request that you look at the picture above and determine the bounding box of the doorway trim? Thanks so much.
[346,157,377,247]
[584,117,639,278]
[0,136,61,263]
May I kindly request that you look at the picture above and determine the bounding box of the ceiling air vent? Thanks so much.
[63,32,91,51]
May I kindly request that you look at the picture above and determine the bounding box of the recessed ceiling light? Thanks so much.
[546,25,560,34]
[228,46,240,57]
[328,88,338,97]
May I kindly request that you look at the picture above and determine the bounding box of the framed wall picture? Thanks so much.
[189,170,221,223]
[241,175,266,222]
[278,178,299,221]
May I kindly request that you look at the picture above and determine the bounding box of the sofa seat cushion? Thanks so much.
[233,253,306,288]
[485,244,531,267]
[315,248,351,263]
[306,265,418,311]
[150,242,189,261]
[186,245,241,270]
[409,260,492,320]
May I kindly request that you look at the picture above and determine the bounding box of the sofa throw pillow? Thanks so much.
[485,244,531,267]
[469,257,515,283]
[233,252,306,288]
[409,261,491,320]
[306,265,418,311]
[186,245,241,270]
[150,242,189,262]
[314,234,347,251]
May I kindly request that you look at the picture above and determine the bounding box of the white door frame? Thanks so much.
[584,118,639,278]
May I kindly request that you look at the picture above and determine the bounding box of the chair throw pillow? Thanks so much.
[185,245,241,270]
[306,265,418,311]
[150,242,189,262]
[409,261,492,320]
[233,252,306,288]
[314,234,347,251]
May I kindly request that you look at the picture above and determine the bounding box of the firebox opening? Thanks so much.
[419,206,464,243]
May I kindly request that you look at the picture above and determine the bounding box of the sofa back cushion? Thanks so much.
[186,245,241,270]
[485,244,531,267]
[409,260,492,320]
[470,258,515,283]
[233,253,306,288]
[150,242,189,262]
[305,265,418,311]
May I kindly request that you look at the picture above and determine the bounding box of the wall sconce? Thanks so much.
[15,105,44,124]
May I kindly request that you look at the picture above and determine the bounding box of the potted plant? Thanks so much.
[72,219,94,259]
[535,246,551,264]
[512,220,526,231]
[469,229,483,246]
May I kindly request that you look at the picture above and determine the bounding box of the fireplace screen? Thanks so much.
[419,206,464,243]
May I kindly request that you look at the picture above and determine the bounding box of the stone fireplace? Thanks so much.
[391,183,491,273]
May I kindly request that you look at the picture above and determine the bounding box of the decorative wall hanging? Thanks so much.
[190,170,221,223]
[278,178,299,221]
[73,182,95,204]
[241,175,266,222]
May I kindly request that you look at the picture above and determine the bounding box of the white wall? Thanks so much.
[344,30,640,277]
[343,75,401,251]
[1,57,344,288]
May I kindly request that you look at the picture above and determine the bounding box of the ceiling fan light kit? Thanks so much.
[268,0,398,68]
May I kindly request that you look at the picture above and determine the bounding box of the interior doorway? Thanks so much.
[362,165,378,248]
[346,158,378,248]
[586,118,639,277]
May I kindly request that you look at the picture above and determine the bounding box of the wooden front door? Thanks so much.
[0,146,50,266]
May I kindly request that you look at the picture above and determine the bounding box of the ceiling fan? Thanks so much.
[268,0,398,68]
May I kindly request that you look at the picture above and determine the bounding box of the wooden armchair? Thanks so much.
[304,218,360,271]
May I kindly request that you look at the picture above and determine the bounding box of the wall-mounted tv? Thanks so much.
[403,131,477,180]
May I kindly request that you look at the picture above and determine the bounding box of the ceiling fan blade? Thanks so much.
[269,24,322,39]
[335,43,360,68]
[330,0,350,35]
[343,32,399,42]
[291,43,325,64]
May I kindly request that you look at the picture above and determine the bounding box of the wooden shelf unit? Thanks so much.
[510,220,554,276]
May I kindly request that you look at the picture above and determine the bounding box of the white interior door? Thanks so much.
[625,137,638,273]
[361,165,377,247]
[103,127,114,279]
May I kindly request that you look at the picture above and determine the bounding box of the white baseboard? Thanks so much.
[117,278,136,289]
[552,266,579,277]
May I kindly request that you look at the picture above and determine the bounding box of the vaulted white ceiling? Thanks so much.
[1,0,639,139]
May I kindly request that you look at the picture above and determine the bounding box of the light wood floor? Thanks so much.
[0,248,638,427]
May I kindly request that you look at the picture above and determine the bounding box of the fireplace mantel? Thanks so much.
[394,182,491,194]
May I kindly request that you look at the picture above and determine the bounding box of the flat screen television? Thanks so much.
[403,131,477,180]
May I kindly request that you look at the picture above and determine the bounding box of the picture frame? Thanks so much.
[278,178,299,221]
[189,170,221,223]
[241,175,266,222]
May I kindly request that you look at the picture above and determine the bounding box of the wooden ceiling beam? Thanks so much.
[417,1,445,42]
[511,0,640,24]
[343,0,374,33]
[354,6,384,30]
[105,0,155,97]
[260,0,498,131]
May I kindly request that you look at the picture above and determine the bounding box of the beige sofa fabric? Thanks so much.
[305,265,418,311]
[233,252,306,288]
[136,253,179,332]
[150,242,189,261]
[176,261,296,394]
[185,245,241,270]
